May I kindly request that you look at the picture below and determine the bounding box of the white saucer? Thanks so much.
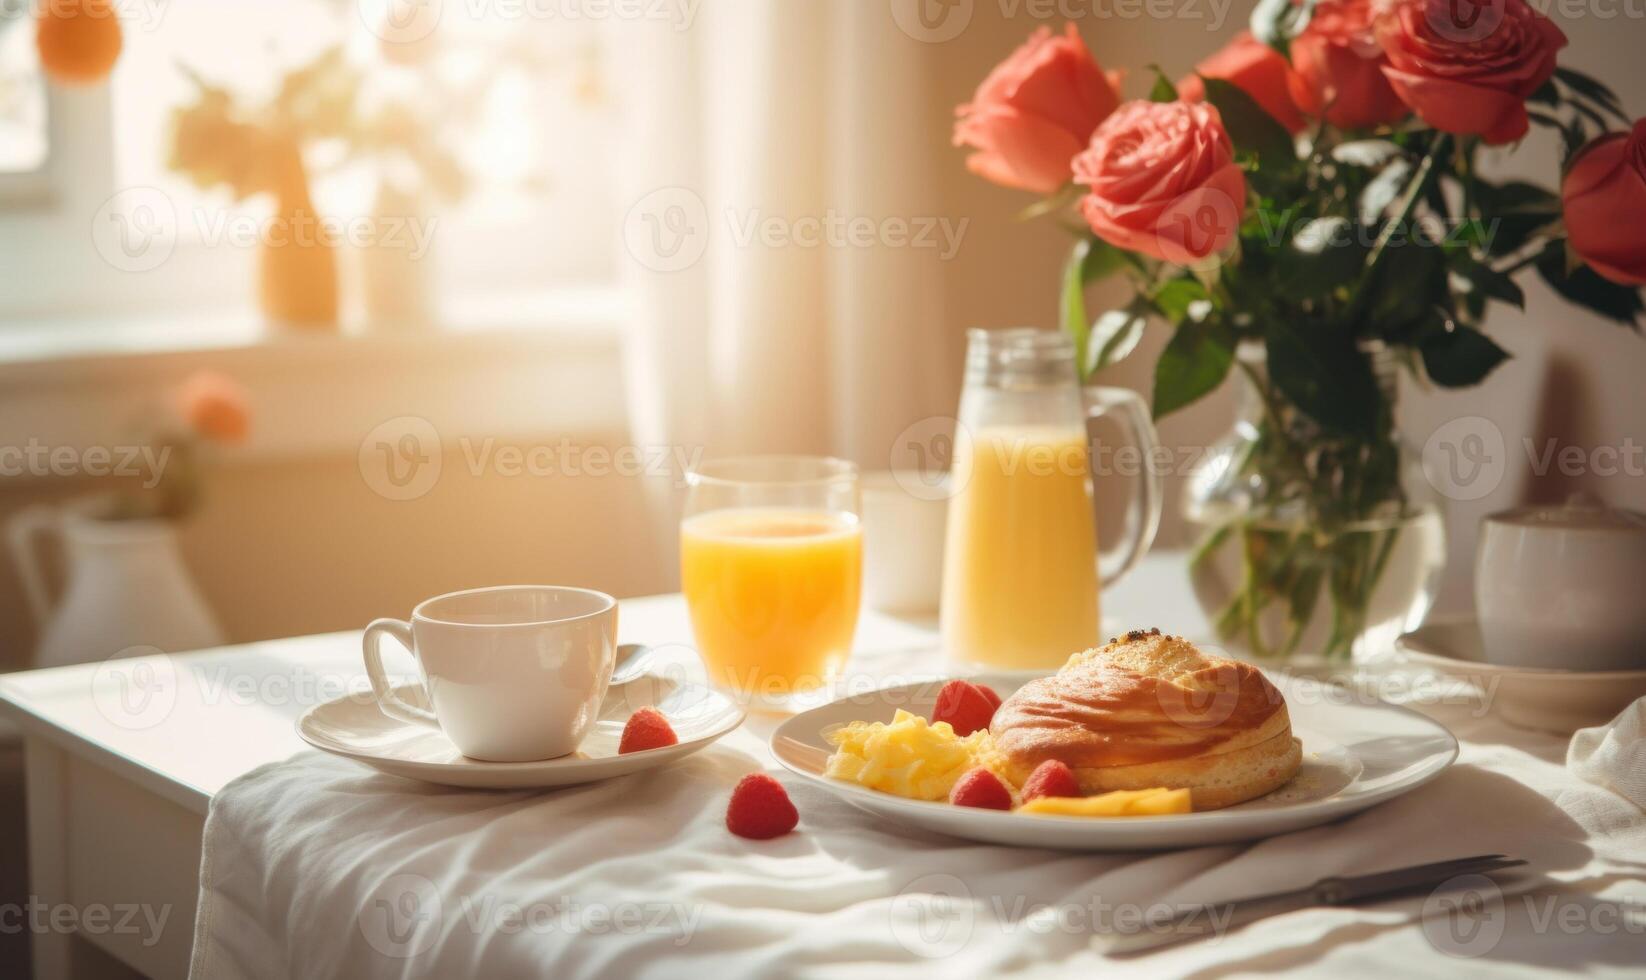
[1395,618,1646,734]
[771,671,1457,851]
[297,676,744,789]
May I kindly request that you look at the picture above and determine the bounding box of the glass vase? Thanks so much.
[1183,342,1446,664]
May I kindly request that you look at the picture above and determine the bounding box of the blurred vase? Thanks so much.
[359,179,436,332]
[1183,343,1446,664]
[260,140,339,331]
[7,498,224,668]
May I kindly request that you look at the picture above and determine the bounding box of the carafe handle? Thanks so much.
[6,504,61,627]
[1084,386,1163,587]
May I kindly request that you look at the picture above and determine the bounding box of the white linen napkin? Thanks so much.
[1567,696,1646,810]
[189,695,1646,980]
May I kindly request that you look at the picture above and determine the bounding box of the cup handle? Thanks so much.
[1084,386,1164,587]
[362,618,439,727]
[6,504,61,627]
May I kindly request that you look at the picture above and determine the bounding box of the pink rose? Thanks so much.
[1073,100,1248,264]
[1177,31,1306,134]
[1287,0,1407,130]
[1563,120,1646,286]
[954,24,1123,194]
[1376,0,1567,145]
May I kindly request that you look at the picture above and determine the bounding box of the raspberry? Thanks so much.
[949,767,1013,810]
[618,706,679,754]
[932,680,998,736]
[726,773,800,839]
[1021,759,1081,802]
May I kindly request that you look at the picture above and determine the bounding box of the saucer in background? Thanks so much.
[1396,618,1646,734]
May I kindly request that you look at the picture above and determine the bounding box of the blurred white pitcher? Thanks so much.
[8,497,224,667]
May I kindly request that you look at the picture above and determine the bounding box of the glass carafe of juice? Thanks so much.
[940,329,1163,669]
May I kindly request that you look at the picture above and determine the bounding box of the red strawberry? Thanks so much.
[949,767,1013,810]
[618,706,679,754]
[974,682,1002,712]
[726,773,800,839]
[1021,759,1081,802]
[932,680,997,736]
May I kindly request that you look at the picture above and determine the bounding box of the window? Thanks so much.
[0,8,48,177]
[0,0,620,329]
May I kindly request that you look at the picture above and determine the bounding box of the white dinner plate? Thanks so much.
[1396,617,1646,734]
[298,676,743,789]
[771,671,1457,851]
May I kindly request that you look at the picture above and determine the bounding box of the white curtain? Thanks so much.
[617,2,956,581]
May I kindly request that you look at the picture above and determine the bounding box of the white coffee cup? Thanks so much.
[860,471,949,614]
[1475,495,1646,671]
[363,585,618,761]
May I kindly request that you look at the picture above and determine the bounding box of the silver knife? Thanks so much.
[1095,853,1528,955]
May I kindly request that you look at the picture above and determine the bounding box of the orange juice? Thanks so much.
[681,507,862,695]
[941,426,1100,668]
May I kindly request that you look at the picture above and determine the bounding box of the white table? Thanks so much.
[0,556,1633,978]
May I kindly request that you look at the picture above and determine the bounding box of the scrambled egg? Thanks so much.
[824,709,1008,801]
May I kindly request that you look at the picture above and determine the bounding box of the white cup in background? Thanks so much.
[1475,495,1646,672]
[363,585,618,761]
[860,471,949,615]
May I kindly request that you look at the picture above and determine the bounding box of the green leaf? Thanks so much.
[1148,66,1177,104]
[1528,79,1559,107]
[1472,180,1561,258]
[1419,323,1510,387]
[1454,260,1525,310]
[1153,318,1235,419]
[1282,217,1369,300]
[1537,245,1645,328]
[1151,277,1210,324]
[1364,232,1448,337]
[1265,320,1379,435]
[1061,238,1095,378]
[1088,300,1150,374]
[1061,238,1132,379]
[1199,76,1297,180]
[1554,67,1630,125]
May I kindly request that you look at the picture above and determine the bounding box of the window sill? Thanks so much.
[0,287,632,465]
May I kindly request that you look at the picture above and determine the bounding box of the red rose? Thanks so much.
[1287,0,1407,130]
[1073,100,1248,264]
[1376,0,1567,145]
[1177,31,1306,134]
[1562,121,1646,286]
[954,24,1123,195]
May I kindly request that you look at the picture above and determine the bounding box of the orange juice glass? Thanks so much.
[681,457,862,706]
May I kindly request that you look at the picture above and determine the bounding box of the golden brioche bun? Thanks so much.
[991,629,1300,810]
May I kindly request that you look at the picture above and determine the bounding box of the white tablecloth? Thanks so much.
[189,667,1646,979]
